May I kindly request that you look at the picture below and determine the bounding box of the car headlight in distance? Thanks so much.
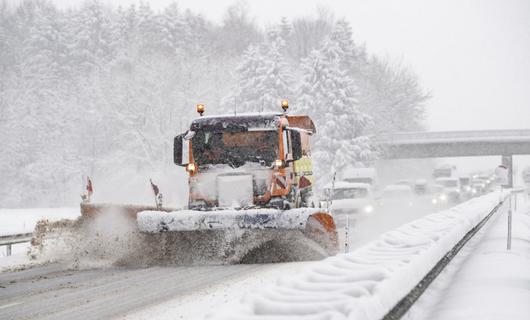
[432,198,438,205]
[471,189,477,194]
[364,205,374,213]
[439,194,447,201]
[465,186,471,192]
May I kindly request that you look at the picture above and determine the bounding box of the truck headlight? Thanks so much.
[432,198,438,205]
[186,163,196,174]
[439,194,447,201]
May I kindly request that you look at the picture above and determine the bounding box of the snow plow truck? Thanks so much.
[33,101,338,264]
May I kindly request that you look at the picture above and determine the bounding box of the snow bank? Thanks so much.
[209,192,505,320]
[0,207,79,236]
[137,208,323,232]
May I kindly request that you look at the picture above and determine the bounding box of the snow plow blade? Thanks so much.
[76,204,338,264]
[137,208,339,264]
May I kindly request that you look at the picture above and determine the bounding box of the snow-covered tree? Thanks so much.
[224,27,293,113]
[359,57,430,133]
[0,3,428,207]
[296,22,374,187]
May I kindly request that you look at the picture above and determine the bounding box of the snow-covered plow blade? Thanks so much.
[137,208,338,264]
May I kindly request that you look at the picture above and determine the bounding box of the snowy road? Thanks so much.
[0,263,269,320]
[0,197,439,320]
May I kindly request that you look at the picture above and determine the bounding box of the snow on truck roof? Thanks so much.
[324,181,371,190]
[198,112,282,119]
[190,113,316,133]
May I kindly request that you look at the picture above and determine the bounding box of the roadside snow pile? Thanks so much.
[210,192,505,320]
[137,208,323,232]
[0,207,79,236]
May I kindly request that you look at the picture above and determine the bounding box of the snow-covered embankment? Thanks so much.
[211,192,506,320]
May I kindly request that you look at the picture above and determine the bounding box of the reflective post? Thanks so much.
[507,193,512,251]
[344,215,349,254]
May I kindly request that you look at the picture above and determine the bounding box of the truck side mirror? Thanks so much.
[291,131,303,161]
[173,134,189,166]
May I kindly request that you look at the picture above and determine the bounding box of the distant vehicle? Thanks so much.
[430,183,446,206]
[341,167,377,188]
[473,175,493,192]
[433,164,456,179]
[413,179,428,195]
[434,177,461,203]
[470,181,486,195]
[378,184,415,208]
[458,176,472,199]
[322,181,375,227]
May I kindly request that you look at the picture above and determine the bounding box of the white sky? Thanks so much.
[26,0,530,132]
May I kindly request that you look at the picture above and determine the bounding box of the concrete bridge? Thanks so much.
[376,129,530,186]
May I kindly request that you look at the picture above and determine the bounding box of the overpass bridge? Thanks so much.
[376,129,530,186]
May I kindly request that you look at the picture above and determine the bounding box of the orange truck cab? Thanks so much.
[174,106,316,210]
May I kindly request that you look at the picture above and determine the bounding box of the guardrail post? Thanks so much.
[507,193,512,251]
[6,244,12,256]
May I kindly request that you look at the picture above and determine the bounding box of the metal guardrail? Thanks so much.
[382,197,507,320]
[0,233,33,256]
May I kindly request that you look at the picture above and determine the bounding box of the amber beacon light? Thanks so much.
[196,103,205,116]
[281,99,289,112]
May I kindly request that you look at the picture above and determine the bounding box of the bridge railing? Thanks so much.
[376,129,530,144]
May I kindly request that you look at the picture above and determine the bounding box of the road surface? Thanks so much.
[0,263,269,320]
[0,196,439,320]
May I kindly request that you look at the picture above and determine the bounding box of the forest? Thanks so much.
[0,0,429,207]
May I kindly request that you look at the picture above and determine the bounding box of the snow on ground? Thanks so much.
[407,193,530,320]
[0,207,79,259]
[205,192,505,320]
[0,207,80,236]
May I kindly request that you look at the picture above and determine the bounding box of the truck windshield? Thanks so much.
[192,130,278,168]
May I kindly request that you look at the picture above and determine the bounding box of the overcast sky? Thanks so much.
[29,0,530,132]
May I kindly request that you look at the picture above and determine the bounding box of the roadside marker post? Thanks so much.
[507,193,512,251]
[344,215,350,254]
